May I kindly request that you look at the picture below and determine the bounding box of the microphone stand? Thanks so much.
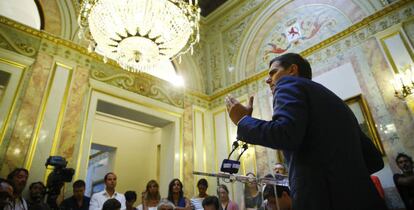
[192,171,288,186]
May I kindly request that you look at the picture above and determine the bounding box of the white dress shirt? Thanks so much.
[4,197,28,210]
[89,190,126,210]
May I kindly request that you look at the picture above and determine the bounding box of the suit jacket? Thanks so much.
[237,76,387,210]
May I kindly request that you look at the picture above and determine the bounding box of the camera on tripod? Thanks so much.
[45,156,75,209]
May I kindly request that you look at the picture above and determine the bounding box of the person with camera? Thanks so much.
[90,172,126,210]
[60,180,90,210]
[27,182,50,210]
[5,168,29,210]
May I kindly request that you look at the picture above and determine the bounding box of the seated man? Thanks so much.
[393,153,414,210]
[202,196,219,210]
[60,180,90,210]
[263,185,291,210]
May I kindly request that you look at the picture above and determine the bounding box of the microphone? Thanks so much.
[220,141,246,174]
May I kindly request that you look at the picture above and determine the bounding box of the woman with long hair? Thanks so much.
[167,178,191,210]
[217,184,239,210]
[141,180,161,210]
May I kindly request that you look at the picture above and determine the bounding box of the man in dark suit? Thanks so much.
[225,53,387,210]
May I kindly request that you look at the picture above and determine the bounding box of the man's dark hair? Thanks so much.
[102,198,121,210]
[104,172,116,181]
[396,153,413,164]
[125,191,137,202]
[29,182,46,190]
[73,180,86,189]
[197,178,208,188]
[263,185,291,199]
[269,53,312,79]
[6,168,29,181]
[202,196,219,210]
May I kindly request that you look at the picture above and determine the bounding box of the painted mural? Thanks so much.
[255,4,351,72]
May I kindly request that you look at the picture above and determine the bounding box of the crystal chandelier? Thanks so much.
[78,0,200,72]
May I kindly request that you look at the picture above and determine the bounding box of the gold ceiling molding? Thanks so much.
[91,69,185,108]
[301,0,412,57]
[90,70,134,90]
[0,30,36,57]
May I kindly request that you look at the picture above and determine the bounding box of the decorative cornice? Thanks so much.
[301,0,411,57]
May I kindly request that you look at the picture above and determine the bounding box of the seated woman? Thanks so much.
[138,180,161,210]
[167,178,191,210]
[191,178,209,210]
[243,173,263,210]
[217,184,239,210]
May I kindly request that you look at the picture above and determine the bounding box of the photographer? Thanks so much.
[45,156,75,210]
[27,182,50,210]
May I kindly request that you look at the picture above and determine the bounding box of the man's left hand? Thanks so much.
[225,95,254,125]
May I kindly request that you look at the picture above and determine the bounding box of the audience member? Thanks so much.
[191,178,209,210]
[167,178,190,210]
[273,163,286,176]
[196,179,209,198]
[125,191,137,210]
[157,199,175,210]
[6,168,29,210]
[27,182,49,210]
[394,153,414,210]
[0,178,14,209]
[262,185,291,210]
[202,196,219,210]
[140,180,160,210]
[242,173,262,210]
[103,198,121,210]
[90,172,126,210]
[60,180,90,210]
[217,184,238,210]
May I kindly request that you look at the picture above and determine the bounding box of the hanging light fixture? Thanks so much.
[391,64,414,99]
[78,0,200,73]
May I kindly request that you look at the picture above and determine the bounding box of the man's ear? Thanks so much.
[289,64,299,76]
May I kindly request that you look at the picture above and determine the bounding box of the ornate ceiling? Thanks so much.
[199,0,229,16]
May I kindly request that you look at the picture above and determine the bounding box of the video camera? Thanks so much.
[45,156,75,209]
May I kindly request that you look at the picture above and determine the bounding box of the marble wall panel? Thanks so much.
[0,52,53,176]
[182,100,194,196]
[57,65,90,165]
